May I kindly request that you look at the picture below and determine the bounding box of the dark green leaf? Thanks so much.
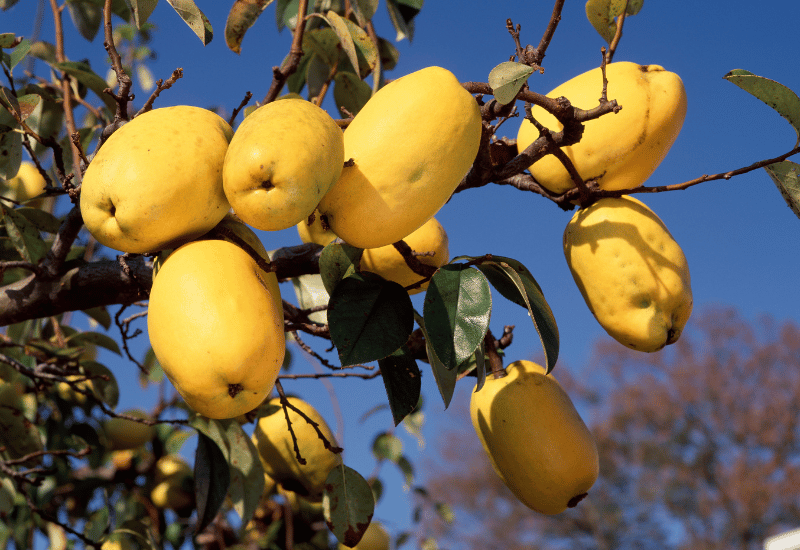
[476,255,559,372]
[0,106,21,180]
[423,264,492,370]
[1,204,47,263]
[66,0,103,41]
[303,28,340,69]
[165,0,213,45]
[368,476,383,503]
[82,306,112,330]
[372,432,403,463]
[193,430,230,534]
[414,310,457,409]
[15,209,59,233]
[488,61,536,105]
[378,37,400,71]
[225,0,275,54]
[585,0,644,43]
[286,52,311,94]
[9,39,31,70]
[764,161,800,219]
[127,0,159,29]
[333,71,372,117]
[386,0,415,41]
[396,455,414,486]
[344,18,378,74]
[276,0,308,31]
[67,331,122,355]
[355,0,379,20]
[323,463,375,548]
[307,53,331,101]
[328,272,414,366]
[319,241,362,295]
[473,339,486,391]
[724,69,800,147]
[50,61,117,111]
[79,360,120,408]
[24,93,63,156]
[377,345,421,426]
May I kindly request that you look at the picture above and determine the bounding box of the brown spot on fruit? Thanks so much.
[228,383,243,398]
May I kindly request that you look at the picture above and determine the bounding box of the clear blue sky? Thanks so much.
[5,0,800,545]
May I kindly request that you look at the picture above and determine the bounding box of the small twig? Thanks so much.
[114,302,147,374]
[229,91,253,126]
[136,68,184,116]
[275,379,344,457]
[605,0,629,65]
[263,0,309,104]
[102,0,133,122]
[483,329,505,379]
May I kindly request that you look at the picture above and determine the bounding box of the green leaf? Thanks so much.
[423,264,492,371]
[585,0,644,43]
[303,28,340,69]
[66,0,103,41]
[396,455,414,487]
[764,161,800,219]
[386,0,415,42]
[127,0,159,29]
[328,272,414,366]
[193,430,231,534]
[79,360,120,408]
[1,204,47,263]
[24,92,63,156]
[276,0,308,31]
[378,37,400,71]
[476,255,559,372]
[81,306,111,330]
[165,0,213,45]
[0,107,21,179]
[225,0,275,54]
[286,52,311,94]
[488,61,535,105]
[323,464,375,548]
[322,11,360,78]
[319,241,362,295]
[67,331,122,355]
[724,69,800,148]
[344,18,378,75]
[377,345,421,426]
[0,34,15,48]
[333,71,372,117]
[307,53,331,100]
[50,61,117,111]
[372,432,403,463]
[13,95,41,123]
[9,39,31,70]
[414,311,457,409]
[291,273,330,324]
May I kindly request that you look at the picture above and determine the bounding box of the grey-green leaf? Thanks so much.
[165,0,213,45]
[724,69,800,148]
[585,0,644,43]
[488,61,535,105]
[9,39,31,70]
[327,272,414,366]
[66,0,103,41]
[423,264,492,371]
[225,0,274,54]
[323,464,375,548]
[127,0,159,29]
[764,160,800,219]
[324,11,360,78]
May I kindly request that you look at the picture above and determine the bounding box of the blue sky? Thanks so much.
[5,0,800,545]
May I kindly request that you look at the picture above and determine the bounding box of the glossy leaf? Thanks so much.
[67,331,122,355]
[414,311,457,409]
[193,430,230,534]
[423,264,492,371]
[372,432,403,462]
[333,71,372,117]
[488,61,535,105]
[165,0,213,45]
[319,241,362,295]
[50,61,117,111]
[323,463,375,548]
[724,69,800,147]
[328,272,414,366]
[1,204,47,263]
[377,345,421,426]
[225,0,274,54]
[764,161,800,219]
[585,0,644,43]
[66,0,103,41]
[476,255,559,372]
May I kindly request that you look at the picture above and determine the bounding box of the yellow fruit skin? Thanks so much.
[104,409,154,450]
[517,62,687,194]
[360,217,449,295]
[223,99,344,232]
[148,239,284,419]
[252,397,341,499]
[1,161,45,206]
[80,106,233,254]
[338,521,390,550]
[470,360,599,515]
[318,66,481,249]
[563,195,692,352]
[150,455,194,510]
[296,209,338,246]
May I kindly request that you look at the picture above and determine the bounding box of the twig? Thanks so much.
[229,91,253,126]
[605,0,629,65]
[263,0,309,104]
[136,68,184,116]
[103,0,132,122]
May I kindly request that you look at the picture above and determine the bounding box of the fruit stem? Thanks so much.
[484,329,507,379]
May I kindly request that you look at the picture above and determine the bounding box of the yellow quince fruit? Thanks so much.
[360,217,449,295]
[103,409,154,450]
[80,106,233,253]
[338,520,390,550]
[563,195,692,352]
[517,61,687,194]
[318,66,481,249]
[150,455,194,511]
[470,360,599,515]
[296,209,338,246]
[252,397,341,499]
[100,534,137,550]
[223,99,344,232]
[1,161,46,206]
[147,238,285,419]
